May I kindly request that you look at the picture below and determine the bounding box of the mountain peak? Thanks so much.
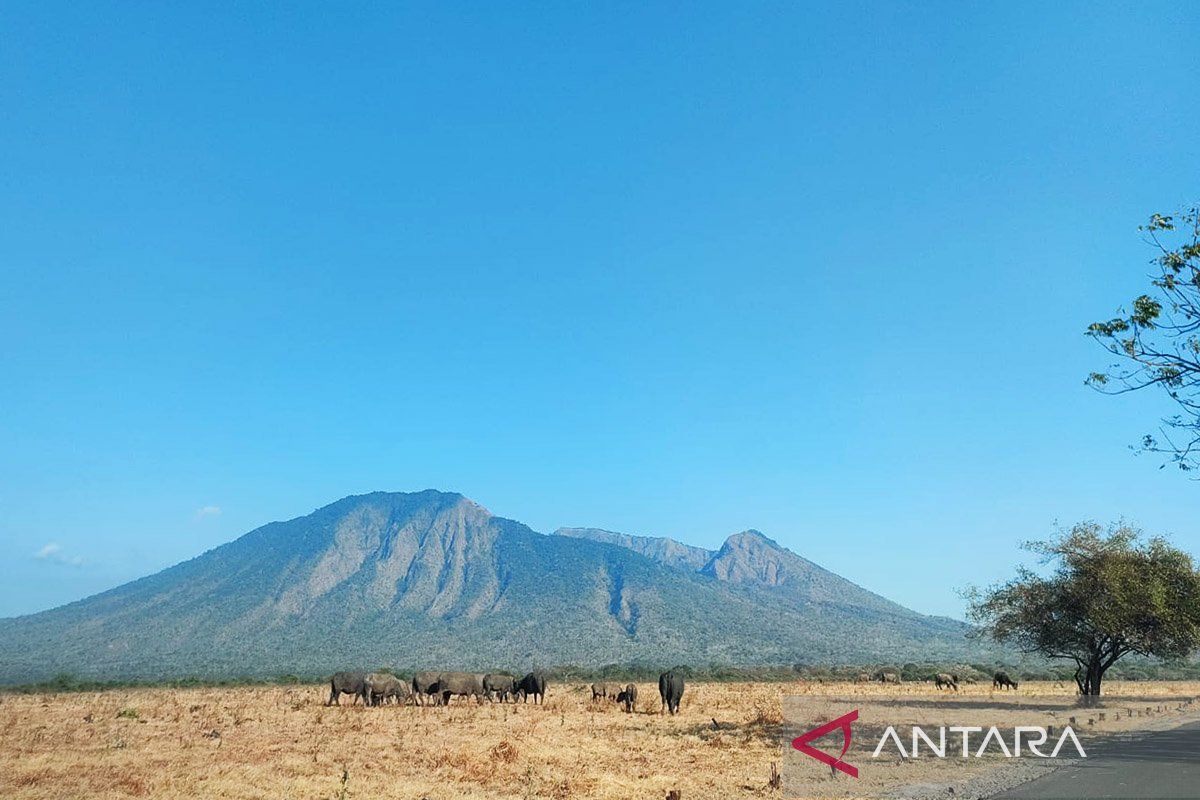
[701,529,791,586]
[309,489,493,531]
[697,529,917,620]
[722,529,777,546]
[320,488,476,512]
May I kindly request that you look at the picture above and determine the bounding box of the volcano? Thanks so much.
[0,490,975,682]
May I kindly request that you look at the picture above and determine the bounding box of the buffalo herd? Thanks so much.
[589,681,641,713]
[869,670,1020,692]
[328,669,685,713]
[329,666,1020,710]
[331,670,547,707]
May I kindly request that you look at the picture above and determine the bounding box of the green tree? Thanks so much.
[967,522,1200,696]
[1087,206,1200,470]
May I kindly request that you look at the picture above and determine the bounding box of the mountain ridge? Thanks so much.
[553,527,714,572]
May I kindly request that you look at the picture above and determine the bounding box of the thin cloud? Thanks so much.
[34,543,61,559]
[33,542,83,566]
[195,505,222,519]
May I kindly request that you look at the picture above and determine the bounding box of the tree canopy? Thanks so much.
[967,522,1200,696]
[1087,206,1200,470]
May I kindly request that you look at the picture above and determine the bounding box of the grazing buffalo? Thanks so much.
[327,671,369,706]
[934,673,959,691]
[516,671,547,704]
[437,672,487,705]
[591,682,614,701]
[658,670,684,715]
[483,674,516,703]
[855,673,872,683]
[365,673,411,706]
[993,671,1018,691]
[412,671,443,706]
[878,672,902,684]
[616,683,638,713]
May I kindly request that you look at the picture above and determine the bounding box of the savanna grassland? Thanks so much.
[2,680,1198,800]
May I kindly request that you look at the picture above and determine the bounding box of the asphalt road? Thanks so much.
[993,719,1200,799]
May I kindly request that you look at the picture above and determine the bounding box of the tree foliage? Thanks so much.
[967,522,1200,696]
[1087,207,1200,469]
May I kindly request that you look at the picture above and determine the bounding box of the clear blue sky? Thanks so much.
[2,3,1198,620]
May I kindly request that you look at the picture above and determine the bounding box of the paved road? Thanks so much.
[993,719,1200,798]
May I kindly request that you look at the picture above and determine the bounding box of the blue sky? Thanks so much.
[2,3,1198,620]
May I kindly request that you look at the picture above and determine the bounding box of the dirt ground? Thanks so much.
[1,680,1197,800]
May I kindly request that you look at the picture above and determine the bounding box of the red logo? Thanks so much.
[791,709,858,778]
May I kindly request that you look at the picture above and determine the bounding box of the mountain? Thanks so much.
[0,491,978,683]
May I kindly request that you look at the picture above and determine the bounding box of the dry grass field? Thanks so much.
[1,680,1198,800]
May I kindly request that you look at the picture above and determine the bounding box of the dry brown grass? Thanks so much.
[0,680,1197,799]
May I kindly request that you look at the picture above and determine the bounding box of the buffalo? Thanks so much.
[327,671,370,706]
[591,682,614,702]
[412,671,443,706]
[934,673,958,691]
[658,670,684,715]
[993,671,1019,691]
[516,671,547,704]
[616,683,638,713]
[365,673,411,706]
[878,672,902,684]
[437,671,487,705]
[855,673,872,683]
[483,673,517,703]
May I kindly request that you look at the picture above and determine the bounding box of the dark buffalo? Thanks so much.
[658,670,684,715]
[993,671,1018,690]
[365,673,410,706]
[437,671,486,704]
[327,671,369,706]
[616,683,638,713]
[483,673,516,703]
[412,671,443,706]
[516,671,547,704]
[934,673,958,691]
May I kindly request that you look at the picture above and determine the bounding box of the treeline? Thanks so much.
[1,673,316,694]
[550,660,1200,683]
[8,659,1200,694]
[790,660,1200,683]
